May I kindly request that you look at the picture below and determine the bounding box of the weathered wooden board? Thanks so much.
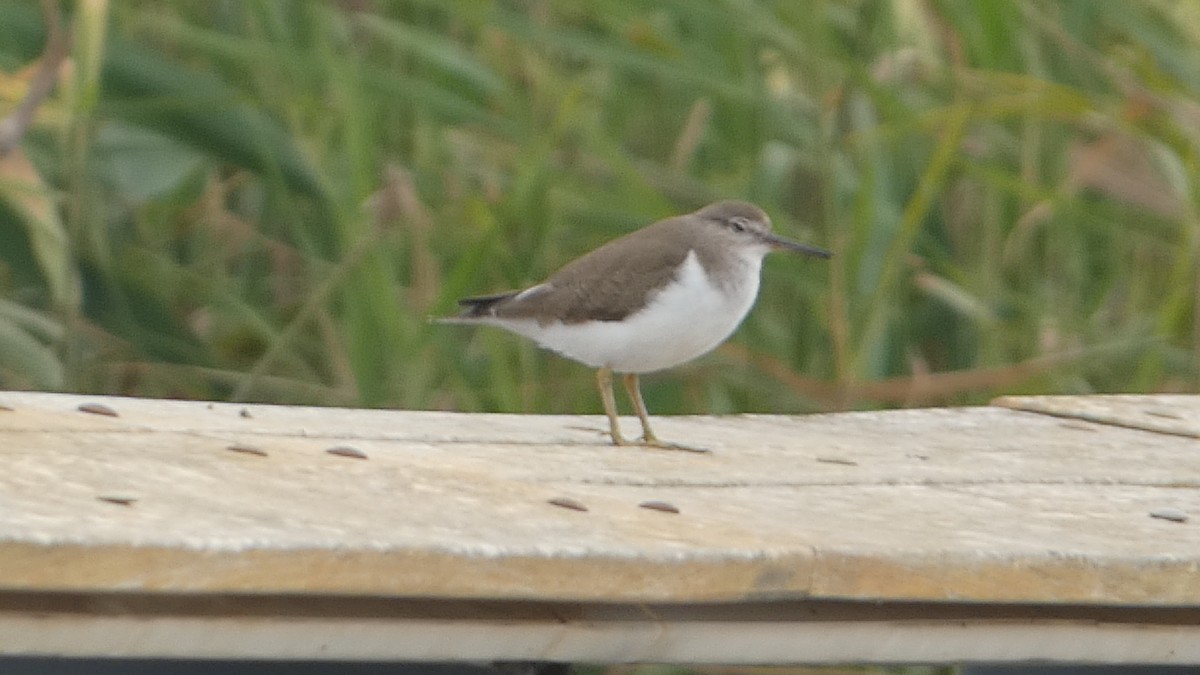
[1,391,1197,607]
[994,393,1200,438]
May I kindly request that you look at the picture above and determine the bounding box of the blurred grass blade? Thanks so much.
[0,313,64,388]
[70,0,109,115]
[855,103,973,377]
[0,297,64,342]
[914,271,998,324]
[100,40,333,227]
[93,122,205,202]
[353,13,506,97]
[491,6,755,102]
[0,147,80,310]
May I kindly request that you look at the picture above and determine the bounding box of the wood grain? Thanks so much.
[1,392,1197,605]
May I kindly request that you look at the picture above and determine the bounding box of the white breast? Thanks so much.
[496,251,763,373]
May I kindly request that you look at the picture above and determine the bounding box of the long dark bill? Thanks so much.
[763,233,832,259]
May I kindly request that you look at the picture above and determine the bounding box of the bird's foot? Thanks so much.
[636,435,711,454]
[607,431,707,453]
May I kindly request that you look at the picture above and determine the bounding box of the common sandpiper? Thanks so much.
[440,200,831,452]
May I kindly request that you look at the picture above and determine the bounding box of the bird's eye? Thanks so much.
[729,217,749,232]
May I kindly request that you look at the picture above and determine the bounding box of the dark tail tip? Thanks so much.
[456,291,517,318]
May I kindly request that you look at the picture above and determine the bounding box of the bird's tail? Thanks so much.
[430,291,518,324]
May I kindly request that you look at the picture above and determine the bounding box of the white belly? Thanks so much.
[500,252,762,373]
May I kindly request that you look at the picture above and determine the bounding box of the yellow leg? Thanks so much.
[621,373,709,454]
[621,373,660,444]
[596,367,630,445]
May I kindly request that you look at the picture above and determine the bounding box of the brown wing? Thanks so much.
[483,217,697,325]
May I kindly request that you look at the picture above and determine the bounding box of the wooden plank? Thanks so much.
[1,391,1197,604]
[2,597,1198,663]
[1,391,1199,663]
[994,393,1200,438]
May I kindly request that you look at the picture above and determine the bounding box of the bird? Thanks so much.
[438,200,831,452]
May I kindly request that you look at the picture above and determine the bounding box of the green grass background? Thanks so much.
[1,0,1197,417]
